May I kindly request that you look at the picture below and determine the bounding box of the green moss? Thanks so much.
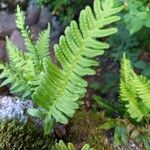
[0,120,53,150]
[67,111,113,150]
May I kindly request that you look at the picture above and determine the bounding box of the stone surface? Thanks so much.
[26,4,41,26]
[0,39,7,61]
[1,0,28,10]
[0,12,16,38]
[0,96,34,122]
[51,16,64,44]
[10,30,26,51]
[37,7,51,29]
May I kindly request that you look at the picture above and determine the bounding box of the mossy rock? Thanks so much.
[0,119,53,150]
[67,111,113,150]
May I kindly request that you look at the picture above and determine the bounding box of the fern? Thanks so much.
[120,54,150,122]
[0,6,50,98]
[53,140,93,150]
[31,0,123,133]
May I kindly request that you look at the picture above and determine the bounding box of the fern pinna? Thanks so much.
[120,54,150,122]
[0,6,50,98]
[28,0,123,134]
[53,140,93,150]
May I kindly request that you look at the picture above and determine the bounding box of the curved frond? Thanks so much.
[32,0,123,133]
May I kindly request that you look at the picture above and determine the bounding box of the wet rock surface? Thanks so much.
[0,96,34,122]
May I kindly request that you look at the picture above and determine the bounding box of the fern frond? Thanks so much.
[16,6,36,62]
[32,0,123,133]
[133,75,150,111]
[54,140,93,150]
[0,63,33,98]
[120,54,150,122]
[0,6,50,98]
[16,6,50,70]
[35,24,50,62]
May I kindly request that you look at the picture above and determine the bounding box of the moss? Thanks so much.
[0,120,53,150]
[67,111,113,150]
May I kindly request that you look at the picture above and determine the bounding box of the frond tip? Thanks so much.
[32,0,123,134]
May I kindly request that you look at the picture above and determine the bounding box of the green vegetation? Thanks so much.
[120,54,150,121]
[94,54,150,149]
[67,111,112,150]
[0,0,123,134]
[0,6,50,98]
[0,120,53,150]
[0,0,150,149]
[53,140,93,150]
[36,0,89,25]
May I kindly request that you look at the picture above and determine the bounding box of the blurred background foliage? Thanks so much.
[36,0,92,25]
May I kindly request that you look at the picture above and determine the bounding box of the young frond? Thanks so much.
[120,54,150,122]
[32,0,123,134]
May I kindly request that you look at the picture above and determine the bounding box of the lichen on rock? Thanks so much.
[0,96,33,122]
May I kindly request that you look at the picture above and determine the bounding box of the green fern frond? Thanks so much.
[120,54,150,122]
[35,24,50,62]
[16,5,50,70]
[133,75,150,111]
[54,140,93,150]
[0,63,33,98]
[32,0,123,133]
[16,6,36,62]
[0,6,50,98]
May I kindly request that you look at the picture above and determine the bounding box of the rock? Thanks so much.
[0,39,7,62]
[1,0,28,10]
[51,16,64,44]
[37,7,51,29]
[0,2,8,10]
[10,30,26,51]
[0,96,34,122]
[0,12,16,38]
[26,4,41,26]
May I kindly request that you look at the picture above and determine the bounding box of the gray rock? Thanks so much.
[51,16,64,44]
[37,7,51,29]
[10,30,26,51]
[0,96,34,122]
[26,4,41,26]
[0,12,16,38]
[0,39,7,61]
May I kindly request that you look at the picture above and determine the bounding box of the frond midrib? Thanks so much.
[47,20,99,113]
